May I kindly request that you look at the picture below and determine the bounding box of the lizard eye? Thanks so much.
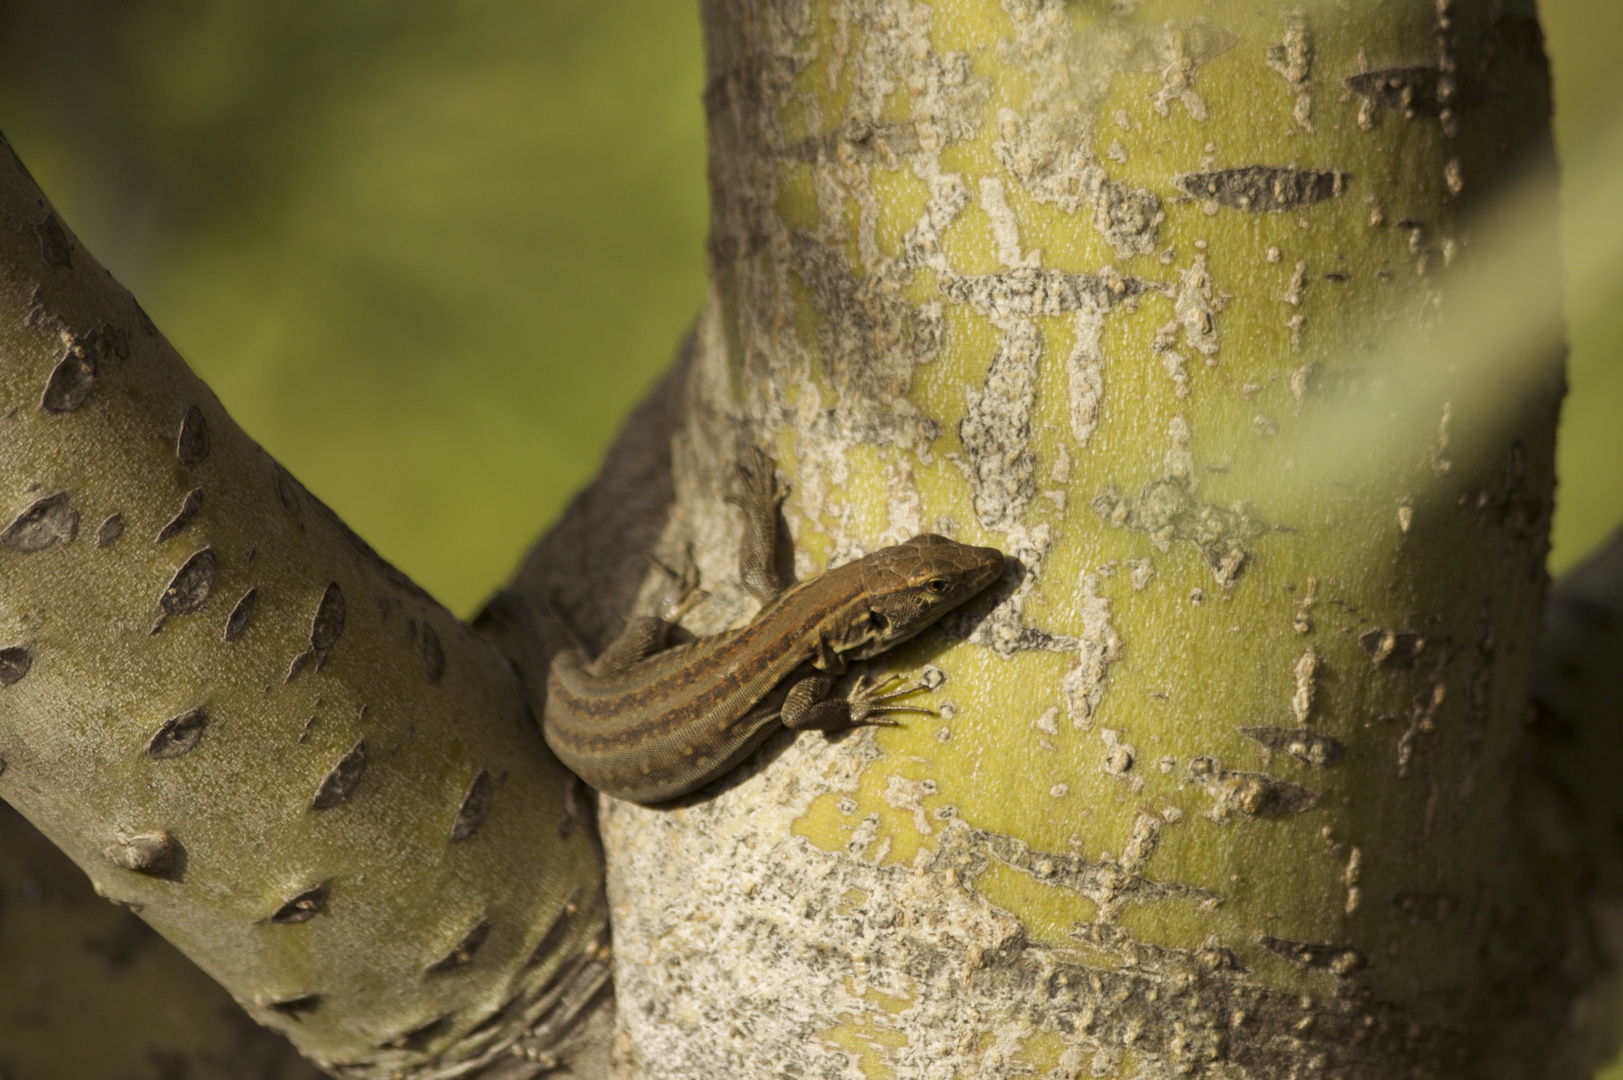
[926,578,948,595]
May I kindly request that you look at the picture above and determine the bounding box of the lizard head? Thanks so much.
[844,534,1005,660]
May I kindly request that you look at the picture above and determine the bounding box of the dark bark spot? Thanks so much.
[450,769,493,842]
[101,323,130,361]
[1188,756,1319,819]
[97,513,125,547]
[940,267,1160,318]
[1237,726,1343,767]
[35,213,70,267]
[526,888,582,968]
[1358,628,1425,668]
[3,492,78,552]
[38,324,127,413]
[104,831,175,875]
[1257,934,1364,975]
[225,588,257,642]
[1174,167,1349,212]
[419,622,445,684]
[42,351,95,411]
[273,465,301,517]
[147,707,208,759]
[269,884,327,924]
[381,1017,448,1051]
[262,994,322,1018]
[311,582,346,651]
[1345,67,1452,117]
[156,548,217,623]
[177,405,210,465]
[311,738,367,810]
[288,582,346,679]
[426,919,491,973]
[0,646,32,685]
[156,487,205,543]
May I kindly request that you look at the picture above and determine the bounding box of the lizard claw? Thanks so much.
[846,673,937,724]
[646,543,706,623]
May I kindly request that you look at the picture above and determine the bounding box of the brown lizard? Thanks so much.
[537,450,1004,804]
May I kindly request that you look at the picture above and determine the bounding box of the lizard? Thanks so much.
[536,449,1005,804]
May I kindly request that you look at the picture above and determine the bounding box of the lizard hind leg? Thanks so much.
[726,446,791,606]
[590,551,709,677]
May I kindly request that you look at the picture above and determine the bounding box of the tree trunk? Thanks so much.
[509,0,1590,1075]
[3,0,1616,1078]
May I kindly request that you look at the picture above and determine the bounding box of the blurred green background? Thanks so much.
[0,0,708,616]
[0,0,1616,622]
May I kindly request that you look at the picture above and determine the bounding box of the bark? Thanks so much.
[501,0,1591,1075]
[2,0,1616,1078]
[0,141,612,1077]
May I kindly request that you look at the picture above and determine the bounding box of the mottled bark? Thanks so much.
[5,1,1620,1077]
[502,0,1591,1075]
[0,140,610,1077]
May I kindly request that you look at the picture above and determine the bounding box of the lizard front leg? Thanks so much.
[780,672,936,732]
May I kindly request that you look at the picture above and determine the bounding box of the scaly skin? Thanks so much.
[541,454,1004,803]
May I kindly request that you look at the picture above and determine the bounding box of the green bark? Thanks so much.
[0,140,609,1076]
[2,0,1612,1076]
[529,0,1582,1074]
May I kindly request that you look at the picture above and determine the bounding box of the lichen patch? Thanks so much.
[1093,476,1265,587]
[1061,571,1120,730]
[1265,10,1314,132]
[1186,757,1319,822]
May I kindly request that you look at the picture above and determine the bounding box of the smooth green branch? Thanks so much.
[0,138,607,1078]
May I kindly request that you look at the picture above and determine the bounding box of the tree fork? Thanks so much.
[0,139,610,1076]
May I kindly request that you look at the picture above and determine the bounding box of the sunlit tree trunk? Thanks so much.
[513,0,1595,1075]
[4,1,1619,1078]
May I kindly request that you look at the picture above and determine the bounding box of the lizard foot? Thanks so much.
[845,673,937,726]
[645,543,708,624]
[727,445,789,518]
